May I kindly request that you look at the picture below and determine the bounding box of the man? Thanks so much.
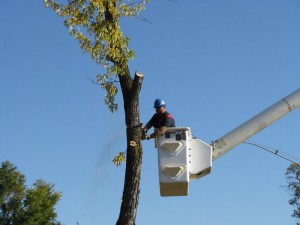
[142,98,175,140]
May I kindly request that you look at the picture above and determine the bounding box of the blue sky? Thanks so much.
[1,0,300,225]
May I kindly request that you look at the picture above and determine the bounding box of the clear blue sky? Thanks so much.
[1,0,300,225]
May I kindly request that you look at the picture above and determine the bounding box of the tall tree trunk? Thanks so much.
[116,69,144,225]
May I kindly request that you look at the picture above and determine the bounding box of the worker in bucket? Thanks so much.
[142,98,176,140]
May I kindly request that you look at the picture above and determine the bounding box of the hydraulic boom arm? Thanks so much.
[212,88,300,160]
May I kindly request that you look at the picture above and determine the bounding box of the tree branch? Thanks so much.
[134,15,152,24]
[131,71,144,98]
[87,76,119,86]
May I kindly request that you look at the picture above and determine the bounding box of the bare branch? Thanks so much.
[127,0,147,6]
[87,76,119,86]
[87,76,99,85]
[134,14,152,24]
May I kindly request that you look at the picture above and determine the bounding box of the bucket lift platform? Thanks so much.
[156,127,212,196]
[155,88,300,197]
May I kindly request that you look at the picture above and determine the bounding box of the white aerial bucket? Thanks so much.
[156,127,212,196]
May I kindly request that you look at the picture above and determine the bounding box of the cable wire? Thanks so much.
[243,141,300,165]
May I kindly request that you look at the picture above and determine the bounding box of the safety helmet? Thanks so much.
[153,98,166,108]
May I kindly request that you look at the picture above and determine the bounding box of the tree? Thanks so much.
[286,163,300,224]
[0,161,25,225]
[44,0,149,224]
[0,161,62,225]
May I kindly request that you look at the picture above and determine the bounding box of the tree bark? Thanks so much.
[116,69,144,225]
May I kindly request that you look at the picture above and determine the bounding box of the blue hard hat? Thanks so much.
[153,98,166,108]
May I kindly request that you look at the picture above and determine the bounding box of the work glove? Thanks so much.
[146,134,155,140]
[142,132,153,140]
[141,128,147,140]
[145,134,151,140]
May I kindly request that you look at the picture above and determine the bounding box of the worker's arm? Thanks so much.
[143,121,152,132]
[142,120,153,140]
[149,126,168,139]
[142,114,156,138]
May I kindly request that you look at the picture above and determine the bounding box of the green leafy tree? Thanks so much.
[286,163,300,224]
[0,161,62,225]
[44,0,149,224]
[0,161,25,225]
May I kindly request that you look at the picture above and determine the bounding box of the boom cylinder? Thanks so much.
[212,88,300,160]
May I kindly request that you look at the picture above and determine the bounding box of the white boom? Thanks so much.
[212,88,300,160]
